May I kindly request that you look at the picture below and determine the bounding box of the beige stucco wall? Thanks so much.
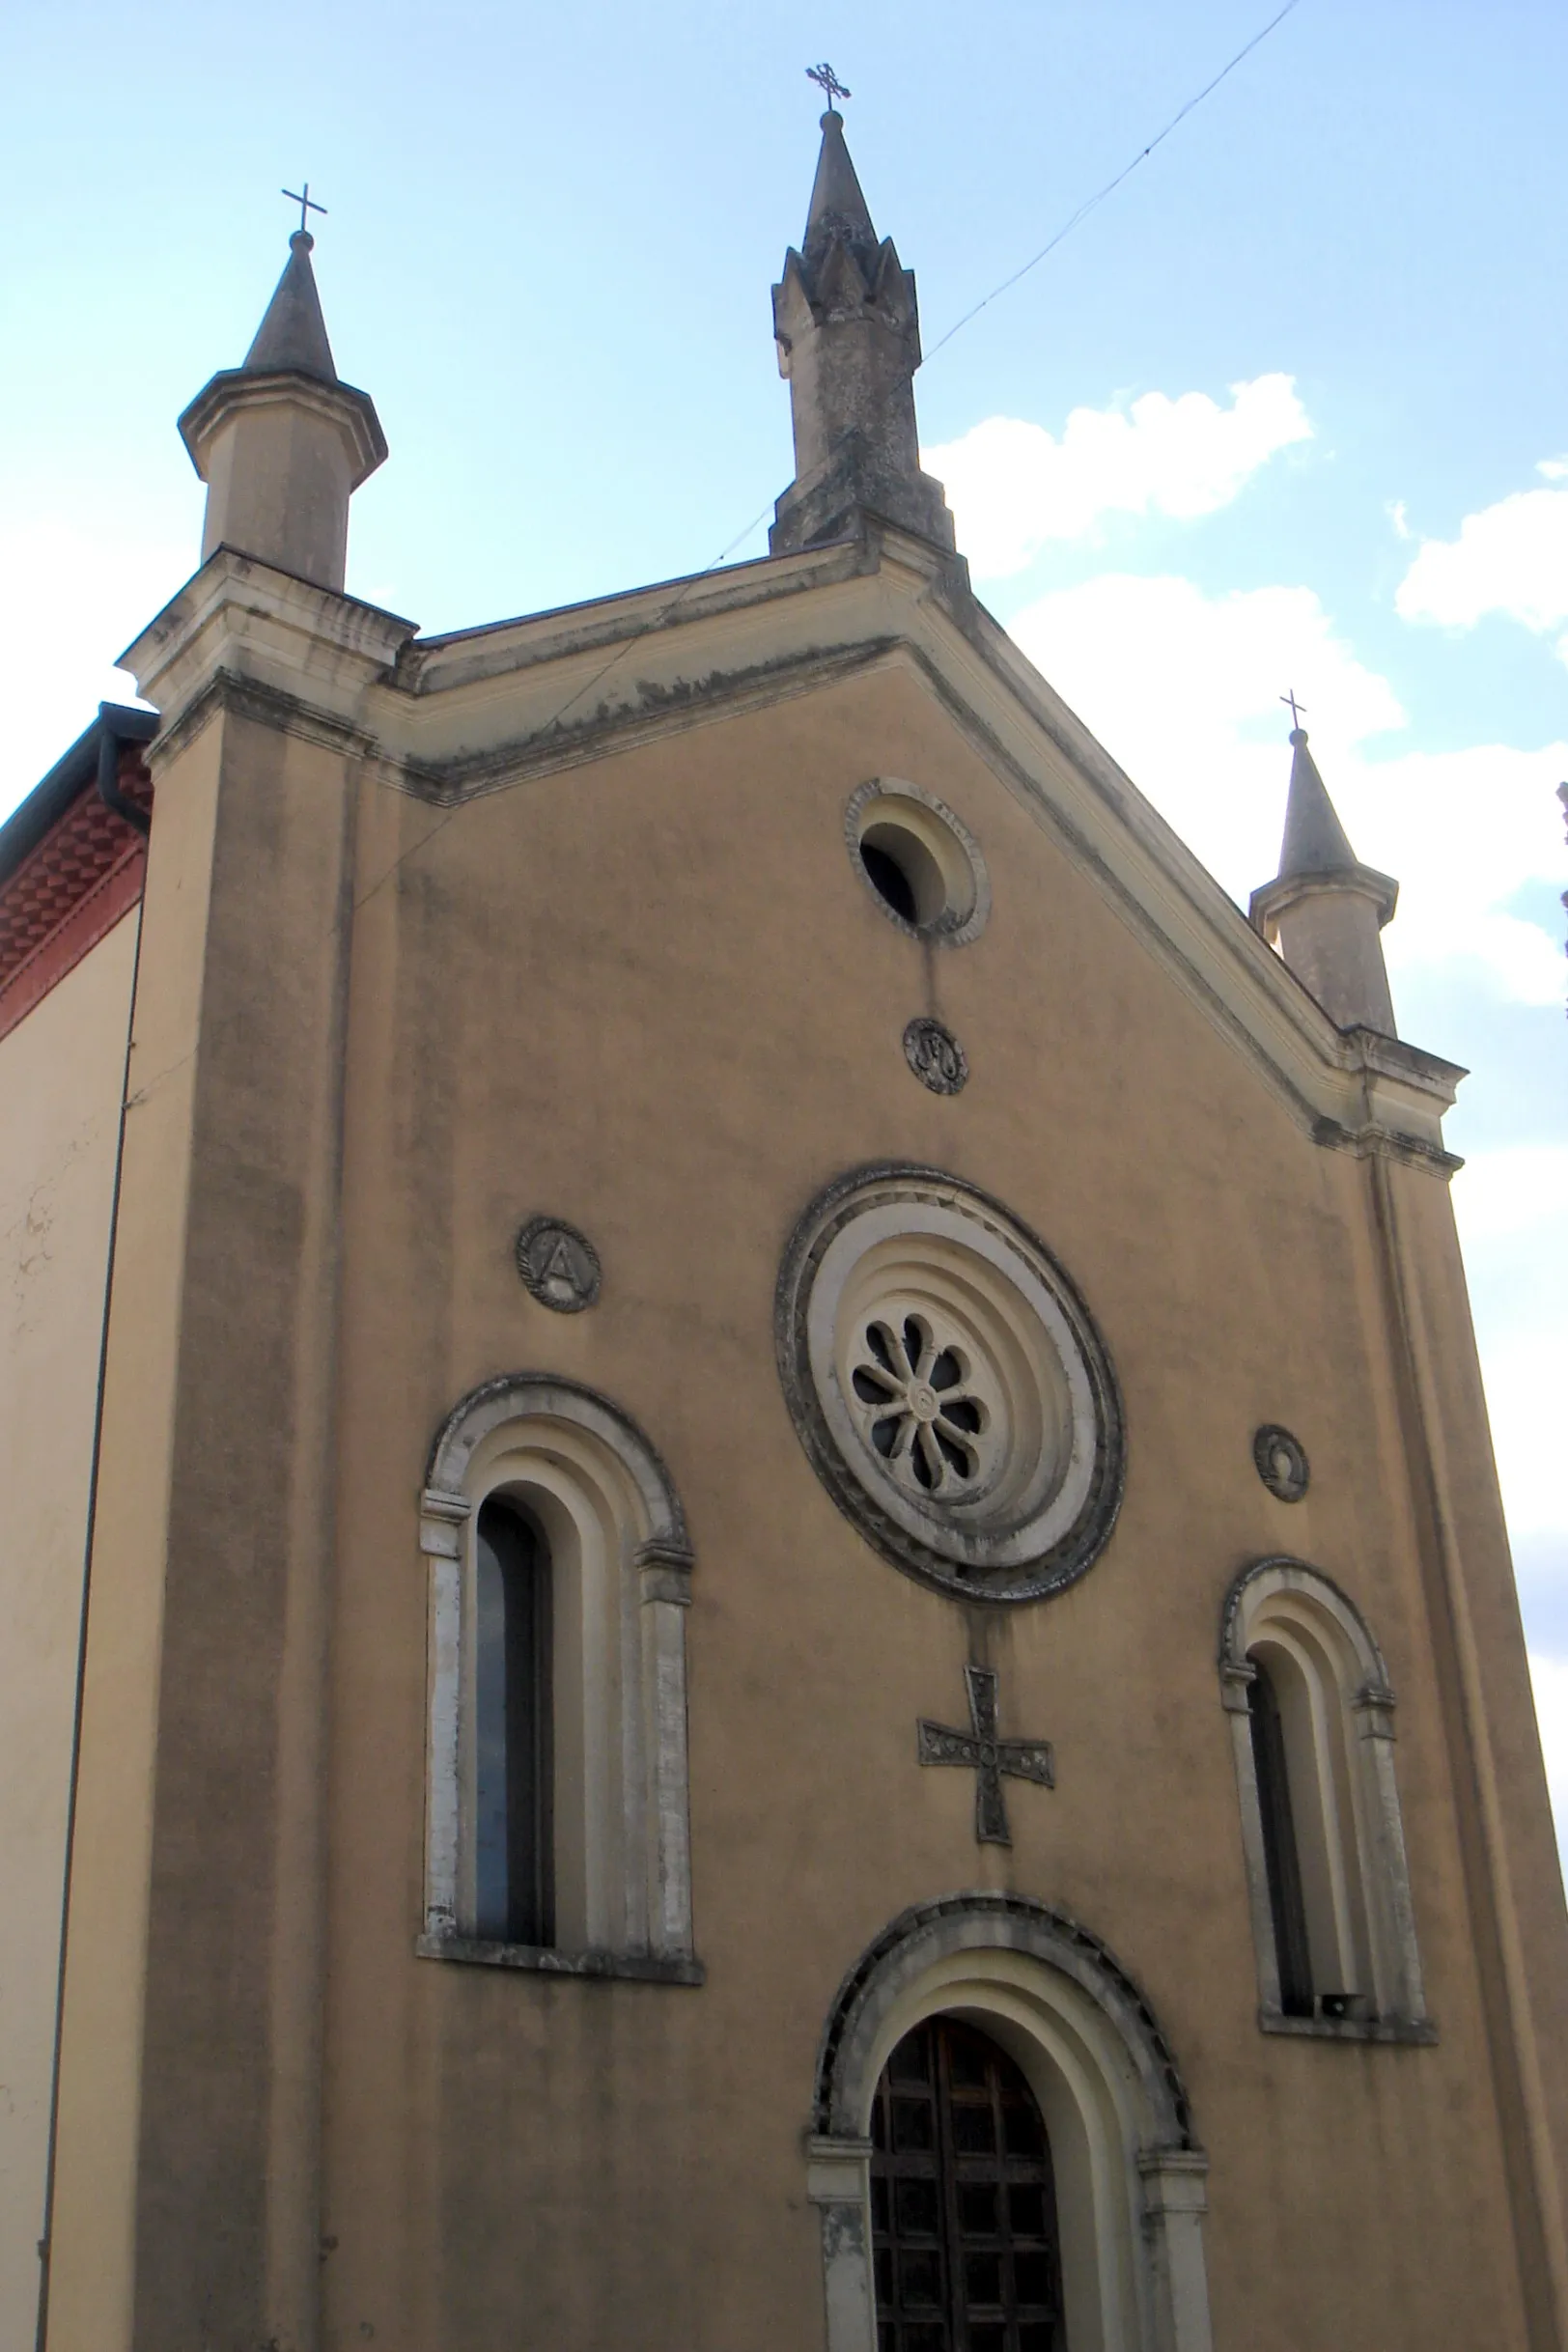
[0,912,135,2352]
[43,557,1568,2349]
[309,658,1564,2349]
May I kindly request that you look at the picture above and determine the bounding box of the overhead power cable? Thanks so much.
[924,0,1302,363]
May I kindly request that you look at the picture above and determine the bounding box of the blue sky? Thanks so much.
[3,0,1564,1849]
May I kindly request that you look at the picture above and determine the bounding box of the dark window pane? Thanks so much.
[893,2096,936,2152]
[899,2250,942,2309]
[1003,2101,1045,2157]
[904,2328,945,2352]
[890,2035,932,2086]
[1008,2185,1046,2238]
[969,2326,1006,2352]
[474,1499,553,1946]
[1249,1654,1314,2016]
[958,2183,998,2237]
[946,2032,988,2087]
[965,2252,1002,2306]
[896,2178,940,2238]
[871,2175,889,2232]
[1020,2326,1057,2352]
[875,2247,893,2301]
[1015,2253,1054,2305]
[950,2102,996,2154]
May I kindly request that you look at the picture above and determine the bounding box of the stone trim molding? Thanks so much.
[414,1932,703,1985]
[113,528,1463,1177]
[807,1892,1212,2352]
[420,1373,695,1969]
[1219,1554,1432,2042]
[844,775,991,944]
[776,1164,1125,1602]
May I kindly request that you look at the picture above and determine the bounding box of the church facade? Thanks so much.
[2,109,1565,2352]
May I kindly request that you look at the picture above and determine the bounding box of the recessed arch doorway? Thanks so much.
[807,1895,1214,2352]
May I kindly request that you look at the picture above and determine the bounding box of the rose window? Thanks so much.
[776,1166,1125,1602]
[851,1313,993,1497]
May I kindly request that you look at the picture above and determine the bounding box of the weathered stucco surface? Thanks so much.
[0,912,134,2352]
[34,536,1568,2352]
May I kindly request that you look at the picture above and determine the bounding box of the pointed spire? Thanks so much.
[241,231,338,382]
[177,228,386,594]
[1277,727,1360,878]
[1250,724,1399,1035]
[770,112,957,559]
[803,109,879,272]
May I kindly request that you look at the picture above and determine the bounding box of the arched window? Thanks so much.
[473,1498,552,1946]
[871,2016,1065,2352]
[1220,1557,1431,2041]
[419,1375,700,1982]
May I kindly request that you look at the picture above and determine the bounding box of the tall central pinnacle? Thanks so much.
[770,111,956,557]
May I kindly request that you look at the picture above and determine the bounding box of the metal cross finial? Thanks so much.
[806,61,852,113]
[282,182,327,238]
[916,1665,1054,1846]
[1280,688,1307,730]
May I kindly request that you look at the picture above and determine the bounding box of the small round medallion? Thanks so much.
[515,1216,602,1313]
[1253,1424,1309,1502]
[904,1016,968,1096]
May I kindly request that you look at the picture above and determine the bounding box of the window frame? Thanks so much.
[1219,1555,1432,2043]
[418,1373,702,1985]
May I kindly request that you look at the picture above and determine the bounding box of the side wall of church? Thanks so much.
[308,656,1562,2350]
[0,912,135,2352]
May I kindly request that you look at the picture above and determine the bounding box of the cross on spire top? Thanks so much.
[282,182,327,240]
[806,61,852,114]
[1280,687,1307,732]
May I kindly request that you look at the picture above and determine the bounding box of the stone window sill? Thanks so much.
[416,1931,704,1986]
[1259,2008,1436,2046]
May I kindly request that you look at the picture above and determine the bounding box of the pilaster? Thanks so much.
[47,559,410,2352]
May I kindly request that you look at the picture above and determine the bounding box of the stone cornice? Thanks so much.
[119,548,415,743]
[1250,861,1400,935]
[178,367,387,487]
[114,524,1465,1173]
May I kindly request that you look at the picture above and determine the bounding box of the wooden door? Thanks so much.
[870,2016,1065,2352]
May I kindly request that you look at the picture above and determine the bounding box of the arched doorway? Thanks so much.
[871,2016,1065,2351]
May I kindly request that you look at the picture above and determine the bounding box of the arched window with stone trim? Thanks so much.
[807,1893,1215,2352]
[418,1374,701,1982]
[1219,1555,1431,2041]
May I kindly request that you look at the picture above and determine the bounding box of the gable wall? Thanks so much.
[315,654,1544,2348]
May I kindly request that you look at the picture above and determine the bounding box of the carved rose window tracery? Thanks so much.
[851,1313,992,1496]
[777,1166,1125,1603]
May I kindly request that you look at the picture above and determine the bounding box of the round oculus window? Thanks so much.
[776,1166,1124,1601]
[846,779,989,944]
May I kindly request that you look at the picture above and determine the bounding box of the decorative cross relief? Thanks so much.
[917,1665,1054,1846]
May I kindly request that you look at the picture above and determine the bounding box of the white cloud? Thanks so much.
[0,521,186,823]
[1396,472,1568,667]
[1451,1151,1568,1548]
[1451,1145,1568,1242]
[925,375,1311,579]
[1527,1652,1568,1871]
[1006,571,1568,1009]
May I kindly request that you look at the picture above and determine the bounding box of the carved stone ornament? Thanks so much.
[1253,1424,1309,1502]
[903,1016,967,1096]
[775,1165,1125,1602]
[515,1216,602,1313]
